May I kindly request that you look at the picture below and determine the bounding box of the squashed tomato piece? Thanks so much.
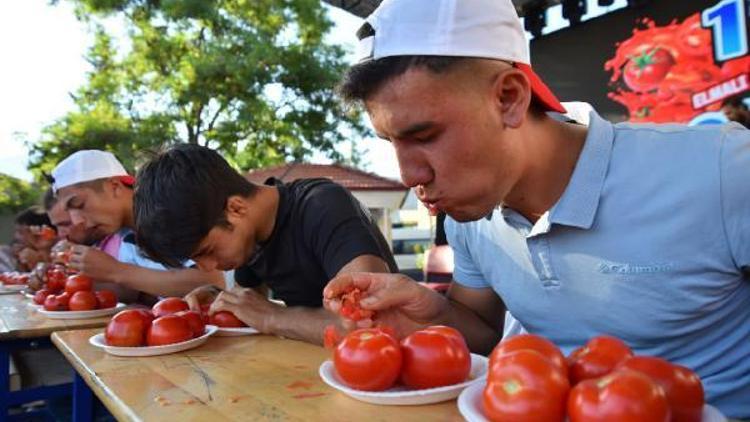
[339,286,375,321]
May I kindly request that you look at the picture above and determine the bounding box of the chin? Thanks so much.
[445,204,496,223]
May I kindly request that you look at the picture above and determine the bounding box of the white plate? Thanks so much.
[214,326,260,336]
[37,302,126,319]
[89,325,218,357]
[319,353,487,406]
[457,381,727,422]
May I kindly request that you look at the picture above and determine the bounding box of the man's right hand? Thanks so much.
[184,285,222,311]
[323,272,449,339]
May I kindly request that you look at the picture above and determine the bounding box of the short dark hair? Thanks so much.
[338,56,468,104]
[338,55,547,116]
[15,206,52,227]
[723,93,749,109]
[134,144,257,267]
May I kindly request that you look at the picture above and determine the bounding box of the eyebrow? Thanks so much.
[377,121,436,141]
[63,195,78,211]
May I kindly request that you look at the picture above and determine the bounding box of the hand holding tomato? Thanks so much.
[183,285,222,312]
[208,287,280,332]
[209,311,247,328]
[68,245,124,283]
[323,272,449,340]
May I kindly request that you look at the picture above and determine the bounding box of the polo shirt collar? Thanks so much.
[548,110,614,230]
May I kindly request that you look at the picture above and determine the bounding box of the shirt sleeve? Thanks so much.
[445,217,489,288]
[720,124,750,271]
[302,183,392,279]
[117,242,168,271]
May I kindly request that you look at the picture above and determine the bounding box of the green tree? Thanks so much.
[29,0,366,179]
[0,174,42,214]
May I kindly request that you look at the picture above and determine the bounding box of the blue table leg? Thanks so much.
[0,344,9,420]
[73,372,93,422]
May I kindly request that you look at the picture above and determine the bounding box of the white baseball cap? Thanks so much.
[355,0,566,113]
[51,150,135,193]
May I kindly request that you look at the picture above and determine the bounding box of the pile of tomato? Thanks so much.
[331,325,471,392]
[34,273,117,312]
[483,334,704,422]
[106,297,200,347]
[0,272,30,286]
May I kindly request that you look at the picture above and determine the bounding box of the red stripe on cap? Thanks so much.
[118,175,136,187]
[514,63,566,114]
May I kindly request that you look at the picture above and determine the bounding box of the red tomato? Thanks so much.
[568,369,670,422]
[483,349,570,422]
[146,315,193,346]
[323,324,342,349]
[46,267,67,292]
[490,333,567,378]
[65,274,93,294]
[43,294,67,311]
[69,291,97,311]
[95,290,117,309]
[152,297,189,318]
[568,336,633,385]
[400,325,471,389]
[40,226,57,241]
[618,356,704,422]
[623,47,675,92]
[199,304,211,323]
[133,308,155,326]
[33,289,51,305]
[176,310,206,338]
[208,311,247,328]
[339,286,375,321]
[56,292,71,308]
[334,328,402,391]
[106,309,151,347]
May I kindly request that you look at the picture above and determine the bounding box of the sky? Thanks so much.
[0,0,627,183]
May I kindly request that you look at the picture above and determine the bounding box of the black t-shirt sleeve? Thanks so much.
[301,183,392,278]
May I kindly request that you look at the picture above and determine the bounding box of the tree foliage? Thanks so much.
[0,174,42,215]
[28,0,366,180]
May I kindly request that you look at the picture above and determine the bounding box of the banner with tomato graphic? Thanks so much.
[605,2,750,123]
[530,0,750,124]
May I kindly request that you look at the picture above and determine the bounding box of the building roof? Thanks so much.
[246,163,407,191]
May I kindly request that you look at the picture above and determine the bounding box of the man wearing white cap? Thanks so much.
[323,0,750,417]
[51,150,225,298]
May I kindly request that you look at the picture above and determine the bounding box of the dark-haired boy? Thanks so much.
[50,150,225,300]
[134,144,398,345]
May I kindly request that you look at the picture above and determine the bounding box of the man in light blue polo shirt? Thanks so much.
[323,0,750,418]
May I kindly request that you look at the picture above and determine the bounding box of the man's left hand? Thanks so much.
[209,287,282,333]
[68,245,123,283]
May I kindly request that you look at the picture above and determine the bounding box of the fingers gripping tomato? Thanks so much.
[333,328,402,391]
[339,286,375,321]
[209,311,246,328]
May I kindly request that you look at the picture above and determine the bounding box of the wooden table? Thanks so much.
[53,329,464,422]
[0,292,114,420]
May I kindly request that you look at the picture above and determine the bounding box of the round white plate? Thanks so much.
[214,326,260,336]
[457,381,727,422]
[22,290,35,299]
[37,302,126,319]
[319,353,487,406]
[89,325,218,357]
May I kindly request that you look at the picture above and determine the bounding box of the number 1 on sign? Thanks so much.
[702,0,748,61]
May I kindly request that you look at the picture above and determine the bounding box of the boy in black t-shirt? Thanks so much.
[134,144,398,345]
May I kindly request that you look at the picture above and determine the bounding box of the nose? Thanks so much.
[69,211,86,226]
[394,143,434,189]
[194,257,218,272]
